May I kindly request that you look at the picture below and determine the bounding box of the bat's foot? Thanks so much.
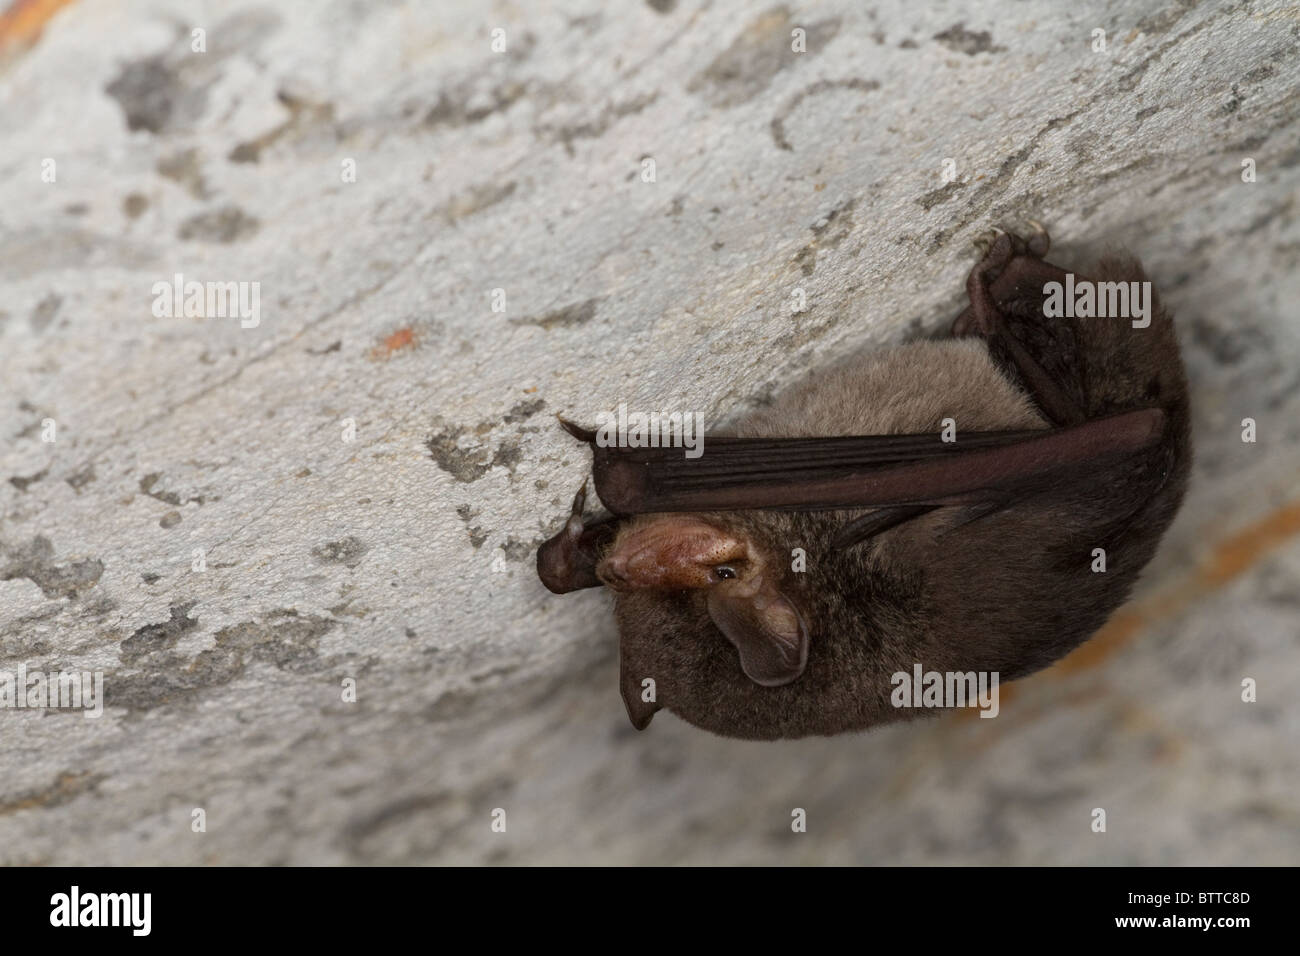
[990,223,1051,259]
[971,228,1001,257]
[992,223,1052,260]
[953,232,1015,337]
[951,224,1050,337]
[952,222,1087,426]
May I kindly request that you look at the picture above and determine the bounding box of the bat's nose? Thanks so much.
[596,555,631,589]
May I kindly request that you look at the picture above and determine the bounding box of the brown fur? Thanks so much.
[611,253,1191,739]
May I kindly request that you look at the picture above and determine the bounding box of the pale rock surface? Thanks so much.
[0,0,1297,863]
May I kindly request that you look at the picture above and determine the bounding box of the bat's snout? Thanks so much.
[596,518,754,592]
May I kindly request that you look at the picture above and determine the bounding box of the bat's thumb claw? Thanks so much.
[570,478,589,516]
[556,414,597,443]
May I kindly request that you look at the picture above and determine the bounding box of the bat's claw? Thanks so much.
[992,223,1051,260]
[972,228,1001,256]
[569,478,589,520]
[1025,220,1050,258]
[964,228,1017,336]
[557,414,597,443]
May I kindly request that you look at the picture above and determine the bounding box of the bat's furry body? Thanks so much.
[541,237,1191,740]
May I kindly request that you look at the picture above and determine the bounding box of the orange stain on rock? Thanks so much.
[954,498,1300,724]
[1200,498,1300,586]
[0,0,76,55]
[370,326,417,360]
[1052,606,1151,676]
[1053,497,1300,676]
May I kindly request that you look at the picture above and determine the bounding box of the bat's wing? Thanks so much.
[563,408,1165,519]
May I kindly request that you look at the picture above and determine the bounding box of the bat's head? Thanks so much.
[600,511,908,739]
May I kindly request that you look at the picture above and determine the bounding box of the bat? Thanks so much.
[536,225,1191,740]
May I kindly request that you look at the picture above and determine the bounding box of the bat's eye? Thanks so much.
[713,565,737,581]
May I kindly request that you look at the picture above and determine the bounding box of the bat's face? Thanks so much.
[603,512,908,739]
[600,516,806,687]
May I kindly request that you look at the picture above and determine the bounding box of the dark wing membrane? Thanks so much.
[581,408,1165,515]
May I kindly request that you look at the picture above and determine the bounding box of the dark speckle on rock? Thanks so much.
[770,78,878,151]
[439,181,517,222]
[311,536,368,568]
[0,772,104,816]
[503,398,546,423]
[426,421,492,482]
[141,573,161,584]
[30,293,62,333]
[646,0,677,13]
[139,473,178,505]
[933,23,1005,56]
[107,610,337,713]
[509,298,601,330]
[157,148,209,199]
[423,82,528,130]
[501,537,532,561]
[159,510,183,529]
[0,535,104,599]
[139,473,209,506]
[105,55,203,133]
[120,602,199,662]
[227,94,336,164]
[689,8,842,109]
[1137,3,1195,36]
[916,181,966,210]
[123,193,149,218]
[1241,64,1277,84]
[491,440,523,473]
[9,467,48,492]
[213,611,335,671]
[1188,316,1271,366]
[536,93,659,156]
[426,416,529,482]
[793,197,856,275]
[178,205,261,243]
[65,463,96,492]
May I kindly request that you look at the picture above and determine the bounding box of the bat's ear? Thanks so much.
[619,642,661,730]
[707,584,808,687]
